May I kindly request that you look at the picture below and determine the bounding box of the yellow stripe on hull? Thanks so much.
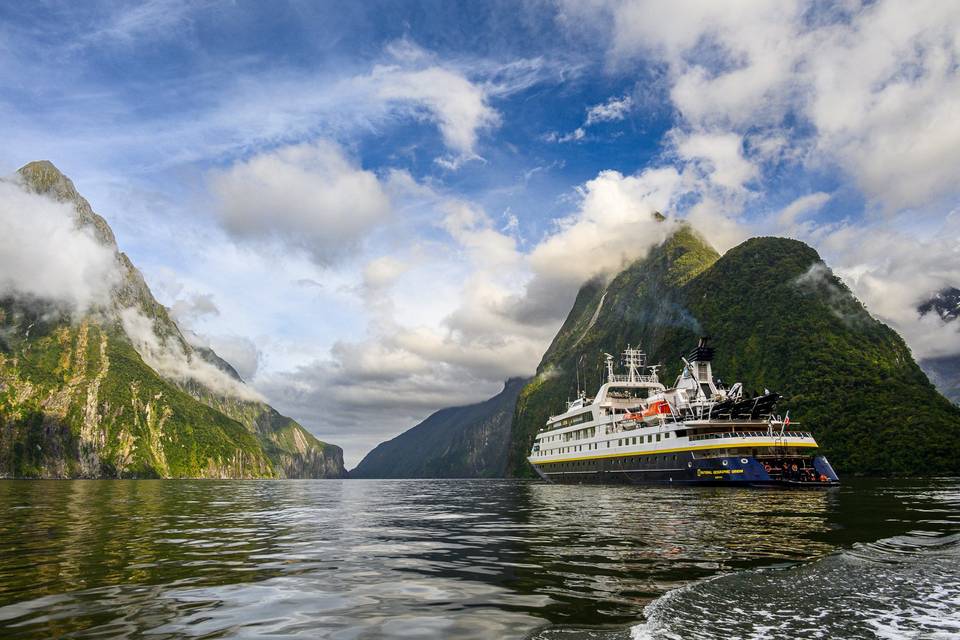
[529,440,819,465]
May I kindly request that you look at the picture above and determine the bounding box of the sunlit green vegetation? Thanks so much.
[509,229,960,476]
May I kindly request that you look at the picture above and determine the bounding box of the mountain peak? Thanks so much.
[1,161,348,478]
[18,160,81,204]
[17,160,118,249]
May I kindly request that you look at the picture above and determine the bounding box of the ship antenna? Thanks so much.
[575,354,580,398]
[577,353,587,398]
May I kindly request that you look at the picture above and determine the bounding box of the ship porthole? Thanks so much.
[722,459,729,467]
[740,458,749,465]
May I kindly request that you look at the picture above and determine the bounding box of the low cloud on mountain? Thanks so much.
[120,307,265,403]
[0,176,265,403]
[0,180,120,312]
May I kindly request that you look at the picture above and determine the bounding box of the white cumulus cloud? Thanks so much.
[210,141,392,265]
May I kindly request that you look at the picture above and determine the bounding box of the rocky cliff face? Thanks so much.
[508,227,960,476]
[0,161,346,478]
[351,378,527,478]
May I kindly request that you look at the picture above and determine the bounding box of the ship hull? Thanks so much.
[530,452,839,487]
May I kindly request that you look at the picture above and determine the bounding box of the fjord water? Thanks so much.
[0,479,957,639]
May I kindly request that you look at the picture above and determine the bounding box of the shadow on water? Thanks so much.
[0,478,955,638]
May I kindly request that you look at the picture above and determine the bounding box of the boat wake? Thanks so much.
[528,530,960,640]
[630,530,960,639]
[631,532,960,640]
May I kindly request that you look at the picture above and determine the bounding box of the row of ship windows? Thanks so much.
[549,454,682,470]
[548,412,593,430]
[545,432,674,454]
[544,428,691,447]
[542,427,597,443]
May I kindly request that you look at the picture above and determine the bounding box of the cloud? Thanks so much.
[0,179,120,311]
[673,131,758,194]
[0,174,266,400]
[567,1,960,362]
[120,307,264,402]
[547,93,634,144]
[585,94,633,125]
[371,64,501,160]
[526,167,682,296]
[794,262,870,328]
[256,355,492,467]
[84,0,209,45]
[210,141,392,265]
[169,292,220,325]
[0,25,538,185]
[362,255,412,292]
[776,192,831,227]
[204,334,262,382]
[544,128,586,143]
[587,0,960,212]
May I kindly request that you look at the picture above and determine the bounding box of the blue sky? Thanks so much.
[2,1,960,465]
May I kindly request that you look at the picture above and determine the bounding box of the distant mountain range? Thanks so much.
[0,161,346,479]
[360,223,960,477]
[918,287,960,405]
[351,377,527,478]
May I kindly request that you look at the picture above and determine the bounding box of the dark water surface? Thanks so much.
[0,478,957,639]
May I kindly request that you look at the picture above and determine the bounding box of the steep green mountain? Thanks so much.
[0,161,345,478]
[918,287,960,404]
[351,378,527,478]
[508,226,960,476]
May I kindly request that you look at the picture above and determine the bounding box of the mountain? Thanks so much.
[0,161,346,479]
[351,377,527,478]
[508,226,960,476]
[918,287,960,321]
[918,287,960,404]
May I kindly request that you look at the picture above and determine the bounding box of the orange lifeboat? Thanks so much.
[640,400,672,424]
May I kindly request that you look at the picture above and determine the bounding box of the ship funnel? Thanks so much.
[688,336,714,363]
[686,337,718,400]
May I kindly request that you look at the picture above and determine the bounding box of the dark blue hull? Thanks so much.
[532,452,839,487]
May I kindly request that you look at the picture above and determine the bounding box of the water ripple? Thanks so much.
[0,478,954,638]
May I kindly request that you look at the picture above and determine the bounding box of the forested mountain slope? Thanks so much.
[508,227,960,476]
[352,378,526,478]
[0,161,345,478]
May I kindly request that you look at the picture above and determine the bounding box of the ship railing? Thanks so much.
[689,430,813,442]
[607,374,660,384]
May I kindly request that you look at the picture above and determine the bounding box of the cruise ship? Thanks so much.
[527,340,840,486]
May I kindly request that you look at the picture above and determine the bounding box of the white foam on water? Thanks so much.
[628,532,960,640]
